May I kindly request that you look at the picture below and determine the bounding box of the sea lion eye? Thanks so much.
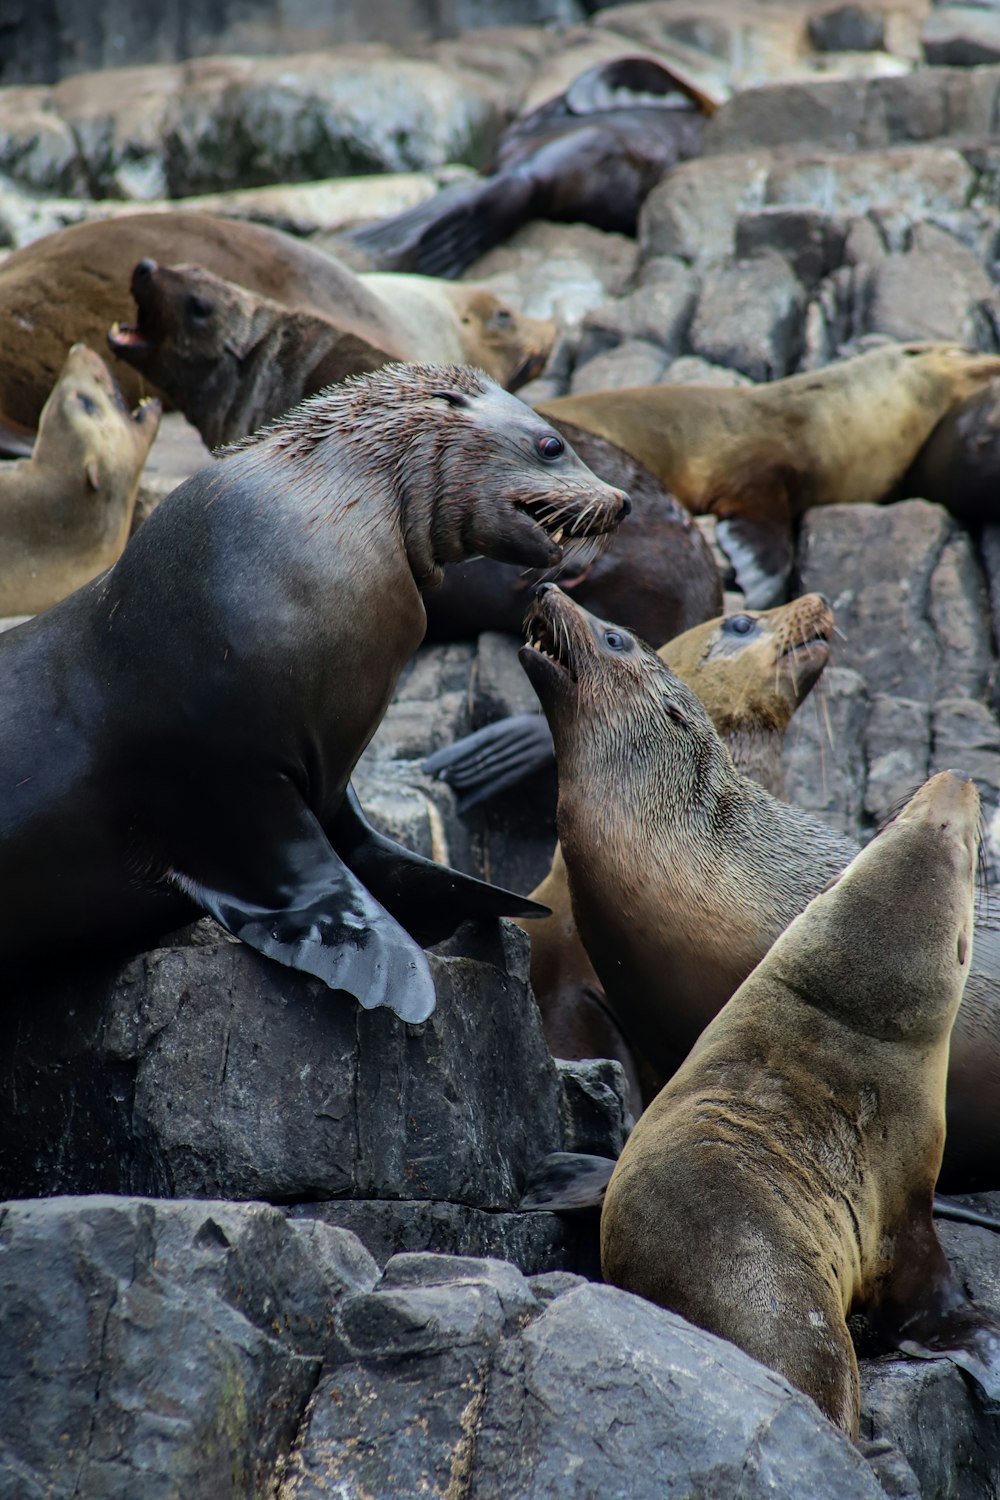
[538,435,564,460]
[76,392,99,416]
[186,294,213,321]
[724,614,755,636]
[604,630,628,651]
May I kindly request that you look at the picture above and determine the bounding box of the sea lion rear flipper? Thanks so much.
[342,176,535,279]
[898,1313,1000,1408]
[331,783,550,944]
[519,1151,617,1211]
[180,790,437,1023]
[715,514,795,609]
[423,713,555,809]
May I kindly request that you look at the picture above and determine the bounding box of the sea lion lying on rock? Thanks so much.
[0,213,556,433]
[0,344,160,616]
[344,57,711,279]
[108,259,392,449]
[536,342,1000,605]
[903,377,1000,526]
[602,770,1000,1437]
[519,586,1000,1191]
[0,366,628,1022]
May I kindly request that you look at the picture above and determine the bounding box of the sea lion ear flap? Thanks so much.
[665,699,690,727]
[85,458,101,492]
[430,390,471,409]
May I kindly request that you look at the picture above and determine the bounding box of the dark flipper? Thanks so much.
[423,714,555,810]
[520,1151,617,1211]
[715,514,795,609]
[178,779,437,1023]
[342,175,535,280]
[331,783,549,945]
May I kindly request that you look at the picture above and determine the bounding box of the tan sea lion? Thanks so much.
[601,770,1000,1438]
[108,259,392,448]
[518,585,1000,1190]
[0,213,556,433]
[0,365,629,1022]
[522,594,834,1110]
[536,342,1000,605]
[0,344,161,616]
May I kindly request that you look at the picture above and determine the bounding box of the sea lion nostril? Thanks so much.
[536,582,557,597]
[619,492,632,517]
[133,259,156,282]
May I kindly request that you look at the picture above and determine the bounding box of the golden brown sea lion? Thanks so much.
[522,594,834,1110]
[0,366,628,1022]
[602,770,1000,1439]
[518,585,1000,1191]
[0,344,161,616]
[536,343,1000,605]
[0,213,556,432]
[108,259,392,448]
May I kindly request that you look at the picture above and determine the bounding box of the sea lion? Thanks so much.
[423,420,722,646]
[903,376,1000,526]
[0,213,556,432]
[108,259,392,448]
[601,771,1000,1438]
[344,57,709,279]
[0,344,161,616]
[519,585,1000,1190]
[536,342,1000,606]
[0,365,629,1024]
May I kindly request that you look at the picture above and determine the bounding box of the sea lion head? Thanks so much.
[664,593,834,737]
[108,259,270,386]
[227,364,630,582]
[769,769,978,1043]
[895,341,1000,406]
[36,343,161,491]
[446,286,558,392]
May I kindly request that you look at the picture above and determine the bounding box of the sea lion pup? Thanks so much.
[0,213,556,429]
[343,57,709,279]
[423,421,722,648]
[0,365,629,1024]
[536,342,1000,606]
[108,259,393,448]
[0,344,161,615]
[519,586,1000,1189]
[601,771,1000,1438]
[903,377,1000,526]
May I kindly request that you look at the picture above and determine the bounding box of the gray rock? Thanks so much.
[1,923,563,1208]
[782,664,870,842]
[809,5,886,53]
[0,1197,376,1500]
[0,87,87,195]
[286,1199,600,1277]
[639,150,774,265]
[462,220,640,328]
[863,695,930,825]
[281,1275,885,1499]
[923,7,1000,67]
[556,1057,630,1156]
[570,338,668,393]
[766,148,976,243]
[659,354,755,386]
[688,251,806,381]
[860,234,999,346]
[577,264,700,362]
[735,206,848,290]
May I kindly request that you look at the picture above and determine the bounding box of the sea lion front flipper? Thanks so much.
[331,783,550,945]
[179,790,437,1024]
[519,1151,617,1211]
[898,1310,1000,1407]
[714,513,795,609]
[423,713,555,810]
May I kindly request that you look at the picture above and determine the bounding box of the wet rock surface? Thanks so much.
[5,1,1000,1496]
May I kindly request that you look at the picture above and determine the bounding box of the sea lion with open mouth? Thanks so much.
[0,366,629,1024]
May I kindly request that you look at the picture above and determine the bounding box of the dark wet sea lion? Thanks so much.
[602,771,1000,1438]
[108,259,392,448]
[903,377,1000,525]
[536,342,1000,605]
[0,365,629,1023]
[344,57,709,279]
[423,420,722,646]
[517,594,834,1113]
[0,213,556,430]
[519,585,1000,1190]
[0,344,160,615]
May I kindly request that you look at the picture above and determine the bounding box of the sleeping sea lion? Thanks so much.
[0,344,161,616]
[0,365,629,1023]
[108,259,392,448]
[519,585,1000,1190]
[536,342,1000,605]
[344,57,710,279]
[602,770,1000,1438]
[0,213,556,432]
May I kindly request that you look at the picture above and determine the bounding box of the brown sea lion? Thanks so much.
[0,213,556,432]
[519,585,1000,1191]
[0,344,161,616]
[423,421,722,646]
[344,57,709,279]
[903,376,1000,526]
[0,366,628,1023]
[521,594,834,1111]
[107,259,392,448]
[601,770,1000,1438]
[536,342,1000,605]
